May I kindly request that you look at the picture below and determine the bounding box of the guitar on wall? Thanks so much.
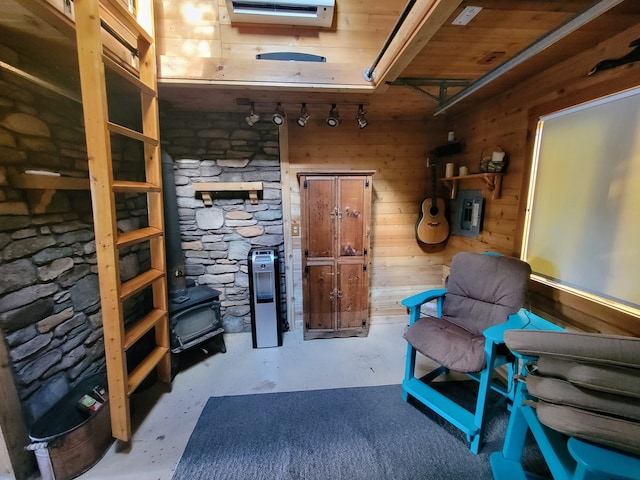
[416,158,449,244]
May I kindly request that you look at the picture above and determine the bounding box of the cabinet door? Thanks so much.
[302,176,335,258]
[305,262,335,330]
[338,176,369,257]
[337,260,368,330]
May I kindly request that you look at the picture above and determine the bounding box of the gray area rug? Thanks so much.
[172,383,546,480]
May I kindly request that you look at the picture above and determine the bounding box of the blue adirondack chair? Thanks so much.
[492,329,640,480]
[401,251,546,454]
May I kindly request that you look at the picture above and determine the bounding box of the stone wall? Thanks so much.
[160,109,286,333]
[0,44,148,424]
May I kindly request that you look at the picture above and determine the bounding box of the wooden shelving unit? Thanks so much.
[441,172,503,200]
[193,181,263,205]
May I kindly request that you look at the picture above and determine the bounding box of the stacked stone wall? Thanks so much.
[0,44,148,424]
[160,110,286,333]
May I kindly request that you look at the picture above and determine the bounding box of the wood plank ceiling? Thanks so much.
[1,1,640,121]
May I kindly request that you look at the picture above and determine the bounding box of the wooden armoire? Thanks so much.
[299,171,374,340]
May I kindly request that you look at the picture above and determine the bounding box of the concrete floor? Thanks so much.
[74,322,425,480]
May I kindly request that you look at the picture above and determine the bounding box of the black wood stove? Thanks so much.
[162,151,226,358]
[168,283,225,354]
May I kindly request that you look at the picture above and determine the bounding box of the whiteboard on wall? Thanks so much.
[523,87,640,312]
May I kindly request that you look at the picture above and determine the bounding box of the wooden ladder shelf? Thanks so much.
[73,0,171,442]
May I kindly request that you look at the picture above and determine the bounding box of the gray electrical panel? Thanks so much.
[451,190,484,238]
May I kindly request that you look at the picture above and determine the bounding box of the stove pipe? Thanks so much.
[161,151,188,299]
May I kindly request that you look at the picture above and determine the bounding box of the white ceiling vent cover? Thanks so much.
[226,0,335,28]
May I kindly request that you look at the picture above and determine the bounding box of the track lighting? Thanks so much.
[272,103,285,126]
[355,104,368,129]
[326,104,340,127]
[297,103,310,127]
[245,103,260,126]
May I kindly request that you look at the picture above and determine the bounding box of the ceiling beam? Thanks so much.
[363,0,462,92]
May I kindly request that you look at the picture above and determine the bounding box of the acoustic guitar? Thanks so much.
[416,160,449,244]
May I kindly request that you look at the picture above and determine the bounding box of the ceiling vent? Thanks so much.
[226,0,335,28]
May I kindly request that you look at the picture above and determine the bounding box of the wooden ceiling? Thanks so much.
[1,1,640,121]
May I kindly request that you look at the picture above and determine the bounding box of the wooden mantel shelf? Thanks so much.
[440,173,503,200]
[193,181,263,205]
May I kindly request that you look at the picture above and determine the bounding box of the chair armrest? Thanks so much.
[483,308,564,345]
[401,288,447,309]
[402,288,446,326]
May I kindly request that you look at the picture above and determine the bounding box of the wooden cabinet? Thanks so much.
[299,171,374,340]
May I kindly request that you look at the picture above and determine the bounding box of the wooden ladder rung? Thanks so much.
[117,226,163,249]
[108,122,159,146]
[120,268,164,300]
[124,308,167,350]
[112,180,161,193]
[127,345,169,395]
[101,0,153,45]
[103,55,155,97]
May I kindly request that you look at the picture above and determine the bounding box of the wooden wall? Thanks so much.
[282,118,449,327]
[443,23,640,336]
[154,0,404,87]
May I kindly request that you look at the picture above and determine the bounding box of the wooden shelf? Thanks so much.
[10,173,89,190]
[193,181,263,205]
[440,173,503,200]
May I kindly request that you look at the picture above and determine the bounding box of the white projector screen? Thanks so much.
[524,87,640,312]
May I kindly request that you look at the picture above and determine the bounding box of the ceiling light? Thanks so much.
[355,104,368,129]
[326,104,340,127]
[297,103,310,127]
[245,102,260,126]
[272,103,285,126]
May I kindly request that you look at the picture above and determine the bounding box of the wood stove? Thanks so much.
[169,284,225,354]
[162,150,226,359]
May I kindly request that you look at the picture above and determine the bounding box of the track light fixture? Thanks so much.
[245,102,260,127]
[297,103,310,127]
[272,103,285,126]
[355,104,368,129]
[326,104,340,127]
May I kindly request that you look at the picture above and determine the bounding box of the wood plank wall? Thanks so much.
[443,23,640,337]
[154,0,404,86]
[283,118,448,327]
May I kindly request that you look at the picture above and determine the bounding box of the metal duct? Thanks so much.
[161,151,188,298]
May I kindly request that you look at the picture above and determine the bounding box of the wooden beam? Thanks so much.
[158,56,375,90]
[367,0,462,90]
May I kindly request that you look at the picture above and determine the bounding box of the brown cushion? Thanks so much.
[534,400,640,456]
[526,374,640,421]
[443,253,531,336]
[536,356,640,399]
[404,316,486,373]
[504,330,640,368]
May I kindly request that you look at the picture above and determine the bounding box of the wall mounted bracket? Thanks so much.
[388,78,471,104]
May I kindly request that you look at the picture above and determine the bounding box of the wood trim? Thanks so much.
[279,121,296,329]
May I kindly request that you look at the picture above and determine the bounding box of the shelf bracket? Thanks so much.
[440,173,503,200]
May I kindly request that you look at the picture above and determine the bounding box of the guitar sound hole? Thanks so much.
[429,205,439,217]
